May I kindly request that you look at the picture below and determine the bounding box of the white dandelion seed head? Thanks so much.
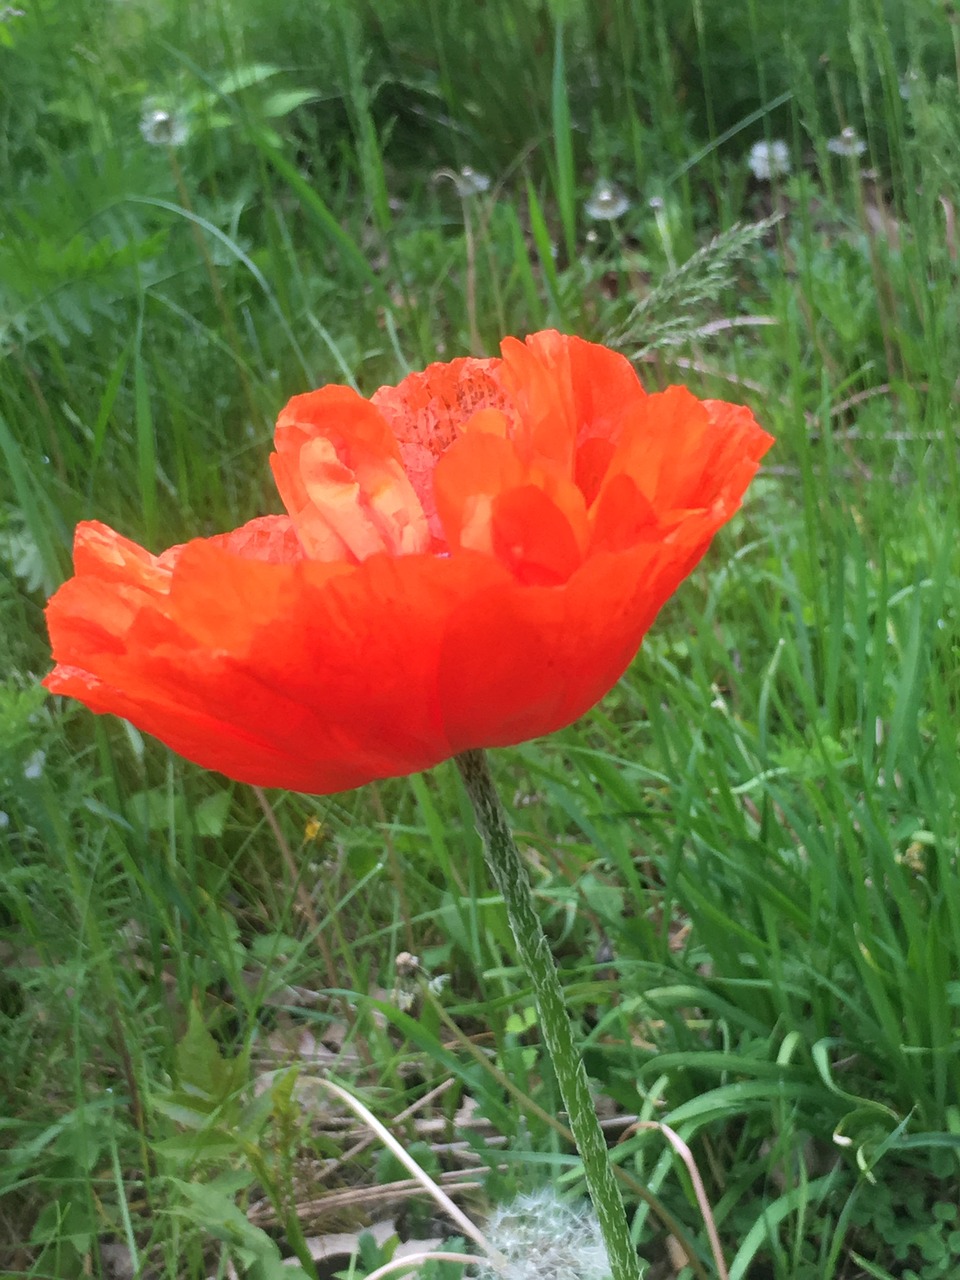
[747,138,791,181]
[140,101,190,148]
[23,749,46,781]
[474,1188,611,1280]
[584,179,631,222]
[899,68,919,101]
[827,126,867,158]
[394,988,416,1012]
[455,166,491,197]
[0,811,9,830]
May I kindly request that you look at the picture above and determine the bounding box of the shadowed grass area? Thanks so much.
[2,1,960,1277]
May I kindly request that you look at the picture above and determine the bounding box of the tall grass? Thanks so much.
[2,1,960,1277]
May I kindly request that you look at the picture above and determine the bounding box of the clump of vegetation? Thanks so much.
[2,1,960,1277]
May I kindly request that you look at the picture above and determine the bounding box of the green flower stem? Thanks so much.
[455,748,641,1280]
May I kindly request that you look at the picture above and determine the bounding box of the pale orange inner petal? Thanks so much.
[209,515,306,564]
[433,427,525,554]
[298,437,427,561]
[272,387,430,563]
[73,521,176,591]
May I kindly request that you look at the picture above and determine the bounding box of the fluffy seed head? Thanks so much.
[474,1189,612,1280]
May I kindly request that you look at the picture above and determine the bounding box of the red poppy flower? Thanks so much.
[44,331,772,794]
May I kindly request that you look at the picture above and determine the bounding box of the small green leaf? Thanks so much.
[151,1131,240,1160]
[261,89,319,118]
[170,1175,311,1280]
[30,1200,96,1253]
[194,789,231,837]
[505,1005,537,1037]
[127,785,183,832]
[173,1001,247,1107]
[218,62,280,95]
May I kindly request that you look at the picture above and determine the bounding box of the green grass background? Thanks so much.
[2,1,960,1277]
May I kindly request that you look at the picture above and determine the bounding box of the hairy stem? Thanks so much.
[455,748,641,1280]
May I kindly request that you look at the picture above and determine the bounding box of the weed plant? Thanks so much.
[2,1,960,1278]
